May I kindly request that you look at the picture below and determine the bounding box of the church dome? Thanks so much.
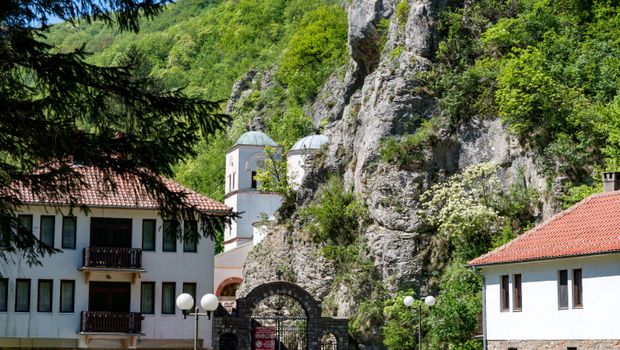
[235,131,278,147]
[290,134,328,151]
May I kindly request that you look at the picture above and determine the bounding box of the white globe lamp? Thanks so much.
[176,293,194,311]
[201,293,219,312]
[424,295,436,307]
[403,295,414,307]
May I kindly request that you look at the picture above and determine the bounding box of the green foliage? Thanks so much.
[278,5,349,103]
[421,163,538,268]
[561,183,601,209]
[380,118,436,168]
[383,265,482,350]
[429,0,620,187]
[383,290,420,350]
[300,176,367,246]
[45,0,347,208]
[265,106,316,150]
[426,262,483,350]
[395,0,410,27]
[174,133,233,202]
[255,146,290,195]
[377,18,392,53]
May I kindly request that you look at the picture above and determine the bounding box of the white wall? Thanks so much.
[0,206,215,347]
[213,243,252,294]
[225,192,281,252]
[482,254,620,340]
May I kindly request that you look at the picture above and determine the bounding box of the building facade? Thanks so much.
[470,172,620,350]
[0,166,231,349]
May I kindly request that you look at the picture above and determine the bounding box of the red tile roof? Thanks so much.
[11,165,230,213]
[469,190,620,266]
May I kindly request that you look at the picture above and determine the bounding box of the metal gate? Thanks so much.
[252,315,307,350]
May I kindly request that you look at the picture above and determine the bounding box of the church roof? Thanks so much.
[290,134,328,152]
[469,190,620,267]
[235,131,278,147]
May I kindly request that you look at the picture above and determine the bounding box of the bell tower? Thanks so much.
[223,131,283,251]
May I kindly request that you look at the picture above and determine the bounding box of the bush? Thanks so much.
[427,262,482,350]
[380,118,436,168]
[300,176,367,246]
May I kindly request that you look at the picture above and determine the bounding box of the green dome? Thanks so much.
[235,131,278,147]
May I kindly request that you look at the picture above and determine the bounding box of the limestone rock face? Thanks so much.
[235,0,556,344]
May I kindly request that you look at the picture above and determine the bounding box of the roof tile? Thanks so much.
[11,165,230,213]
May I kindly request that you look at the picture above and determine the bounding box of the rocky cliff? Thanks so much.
[232,0,558,346]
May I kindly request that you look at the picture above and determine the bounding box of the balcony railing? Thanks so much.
[82,247,142,269]
[80,311,143,334]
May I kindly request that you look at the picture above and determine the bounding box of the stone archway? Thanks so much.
[214,281,348,350]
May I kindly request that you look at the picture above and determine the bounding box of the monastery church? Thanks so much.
[214,131,328,308]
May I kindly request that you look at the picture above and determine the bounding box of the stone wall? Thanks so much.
[488,339,620,350]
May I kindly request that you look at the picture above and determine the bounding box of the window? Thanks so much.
[183,282,197,309]
[513,274,522,311]
[162,282,175,314]
[37,279,53,312]
[62,217,76,249]
[15,279,30,312]
[142,219,156,251]
[40,216,55,248]
[163,220,176,252]
[500,275,509,311]
[0,218,9,247]
[567,347,577,350]
[183,221,197,252]
[60,280,75,313]
[0,278,7,311]
[573,268,583,308]
[90,218,132,247]
[558,270,568,309]
[141,282,155,314]
[508,348,518,350]
[18,215,33,235]
[232,172,235,190]
[251,171,257,189]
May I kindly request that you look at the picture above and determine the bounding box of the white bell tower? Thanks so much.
[223,131,283,252]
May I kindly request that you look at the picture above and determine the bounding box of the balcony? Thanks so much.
[80,311,143,334]
[79,311,143,347]
[78,247,146,284]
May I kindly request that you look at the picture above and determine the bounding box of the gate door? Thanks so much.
[252,315,307,350]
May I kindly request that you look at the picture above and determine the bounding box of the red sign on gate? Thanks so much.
[254,326,276,350]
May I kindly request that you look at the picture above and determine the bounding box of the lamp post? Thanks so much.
[404,295,436,350]
[176,293,219,350]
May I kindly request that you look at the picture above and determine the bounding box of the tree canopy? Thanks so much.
[0,0,232,265]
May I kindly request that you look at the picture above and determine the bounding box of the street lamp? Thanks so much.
[404,295,436,350]
[176,293,219,350]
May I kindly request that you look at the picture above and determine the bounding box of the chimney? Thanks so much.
[602,172,620,192]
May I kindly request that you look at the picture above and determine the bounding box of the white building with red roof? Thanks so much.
[469,172,620,350]
[0,165,231,349]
